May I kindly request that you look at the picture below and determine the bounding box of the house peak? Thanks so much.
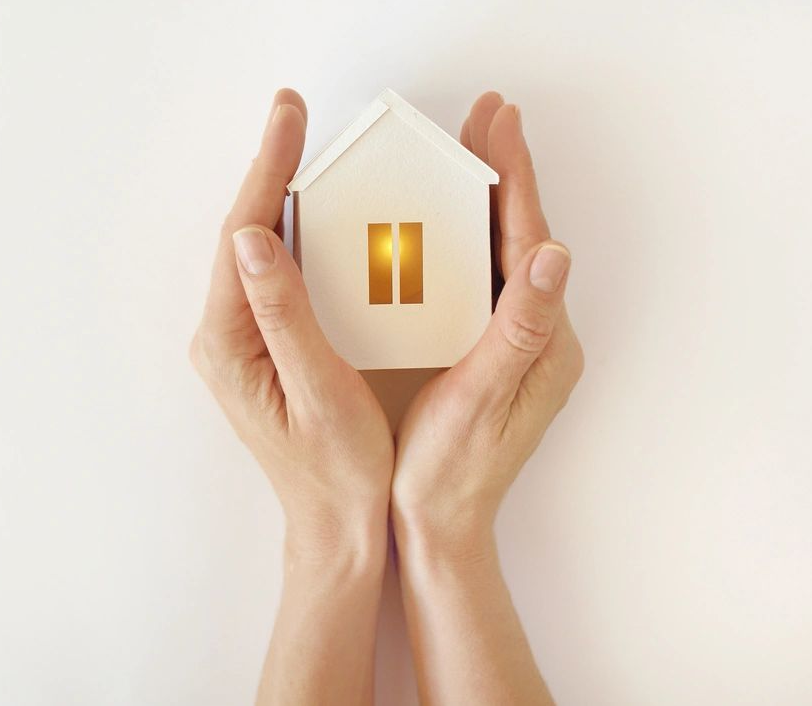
[287,88,499,193]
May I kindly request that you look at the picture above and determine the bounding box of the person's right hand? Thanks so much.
[190,89,394,561]
[391,93,584,557]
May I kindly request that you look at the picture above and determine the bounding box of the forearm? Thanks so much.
[256,516,388,706]
[394,517,554,706]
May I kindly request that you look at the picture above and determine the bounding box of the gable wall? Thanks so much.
[296,110,491,369]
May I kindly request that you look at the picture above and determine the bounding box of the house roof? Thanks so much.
[287,88,499,193]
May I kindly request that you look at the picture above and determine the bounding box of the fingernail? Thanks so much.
[272,103,301,125]
[530,244,570,292]
[233,227,275,275]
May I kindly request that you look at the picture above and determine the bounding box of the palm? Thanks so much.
[392,92,583,521]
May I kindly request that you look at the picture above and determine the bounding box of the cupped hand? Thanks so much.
[190,90,393,560]
[392,93,584,555]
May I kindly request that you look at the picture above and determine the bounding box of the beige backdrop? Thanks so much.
[0,1,810,705]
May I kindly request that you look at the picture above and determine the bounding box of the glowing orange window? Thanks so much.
[368,223,393,304]
[398,222,423,304]
[367,222,423,305]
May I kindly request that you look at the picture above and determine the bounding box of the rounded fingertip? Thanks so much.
[530,243,570,293]
[273,87,308,124]
[487,104,532,176]
[460,116,472,149]
[489,103,523,137]
[498,102,520,124]
[272,102,306,128]
[474,90,505,108]
[470,92,506,160]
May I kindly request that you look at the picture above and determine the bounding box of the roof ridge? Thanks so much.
[287,88,498,193]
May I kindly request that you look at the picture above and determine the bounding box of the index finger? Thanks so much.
[487,103,551,279]
[203,89,307,333]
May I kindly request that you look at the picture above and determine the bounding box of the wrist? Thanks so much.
[391,502,498,569]
[285,504,389,573]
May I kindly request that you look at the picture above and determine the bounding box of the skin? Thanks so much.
[191,88,582,706]
[392,92,583,706]
[190,91,392,705]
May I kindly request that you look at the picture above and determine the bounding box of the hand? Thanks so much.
[190,89,393,560]
[391,93,584,556]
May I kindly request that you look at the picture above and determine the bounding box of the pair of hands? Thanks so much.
[190,88,583,567]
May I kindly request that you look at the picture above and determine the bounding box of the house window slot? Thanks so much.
[398,222,423,304]
[368,223,393,304]
[368,222,423,305]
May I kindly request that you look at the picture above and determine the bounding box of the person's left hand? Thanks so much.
[391,93,584,558]
[190,89,394,560]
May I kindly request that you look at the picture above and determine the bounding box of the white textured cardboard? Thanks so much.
[289,90,497,370]
[289,88,498,192]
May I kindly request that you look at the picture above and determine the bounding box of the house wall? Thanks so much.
[295,109,492,369]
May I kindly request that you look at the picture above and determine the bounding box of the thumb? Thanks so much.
[460,241,571,403]
[232,224,338,398]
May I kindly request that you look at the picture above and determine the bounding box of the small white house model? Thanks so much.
[288,88,499,370]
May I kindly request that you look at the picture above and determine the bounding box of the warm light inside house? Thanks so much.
[368,223,393,304]
[398,222,423,304]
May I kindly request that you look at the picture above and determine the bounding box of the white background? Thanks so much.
[1,1,811,704]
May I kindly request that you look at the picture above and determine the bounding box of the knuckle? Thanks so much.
[189,328,217,376]
[232,356,265,400]
[249,292,296,333]
[501,306,553,353]
[189,325,275,407]
[545,334,585,410]
[555,329,585,388]
[189,326,235,384]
